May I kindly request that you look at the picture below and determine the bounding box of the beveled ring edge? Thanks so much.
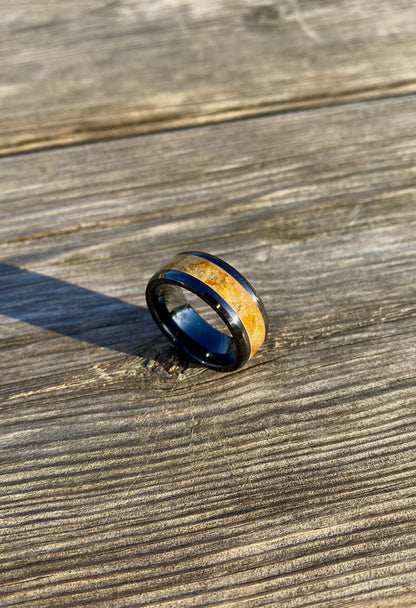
[146,268,252,372]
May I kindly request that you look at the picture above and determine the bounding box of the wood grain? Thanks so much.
[0,0,415,154]
[0,95,415,606]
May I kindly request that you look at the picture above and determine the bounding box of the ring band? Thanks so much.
[146,251,268,371]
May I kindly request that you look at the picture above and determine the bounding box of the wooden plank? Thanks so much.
[0,96,415,606]
[0,0,415,154]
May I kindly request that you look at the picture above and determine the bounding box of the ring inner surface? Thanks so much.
[154,283,236,365]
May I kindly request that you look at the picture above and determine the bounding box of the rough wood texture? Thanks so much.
[1,0,415,605]
[0,0,415,154]
[1,93,415,606]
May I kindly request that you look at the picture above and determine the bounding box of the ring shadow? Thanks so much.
[0,262,169,360]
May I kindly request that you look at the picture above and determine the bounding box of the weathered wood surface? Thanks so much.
[1,93,415,606]
[1,0,416,605]
[0,0,415,154]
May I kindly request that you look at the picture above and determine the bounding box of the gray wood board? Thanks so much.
[0,0,415,154]
[0,95,415,606]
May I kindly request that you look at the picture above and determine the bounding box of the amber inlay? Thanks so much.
[165,253,266,359]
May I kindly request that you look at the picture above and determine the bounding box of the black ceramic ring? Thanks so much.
[146,251,268,371]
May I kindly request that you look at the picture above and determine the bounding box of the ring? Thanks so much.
[146,251,268,371]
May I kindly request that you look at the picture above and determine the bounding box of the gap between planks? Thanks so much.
[1,86,415,159]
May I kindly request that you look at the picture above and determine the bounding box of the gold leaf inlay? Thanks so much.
[166,253,266,358]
